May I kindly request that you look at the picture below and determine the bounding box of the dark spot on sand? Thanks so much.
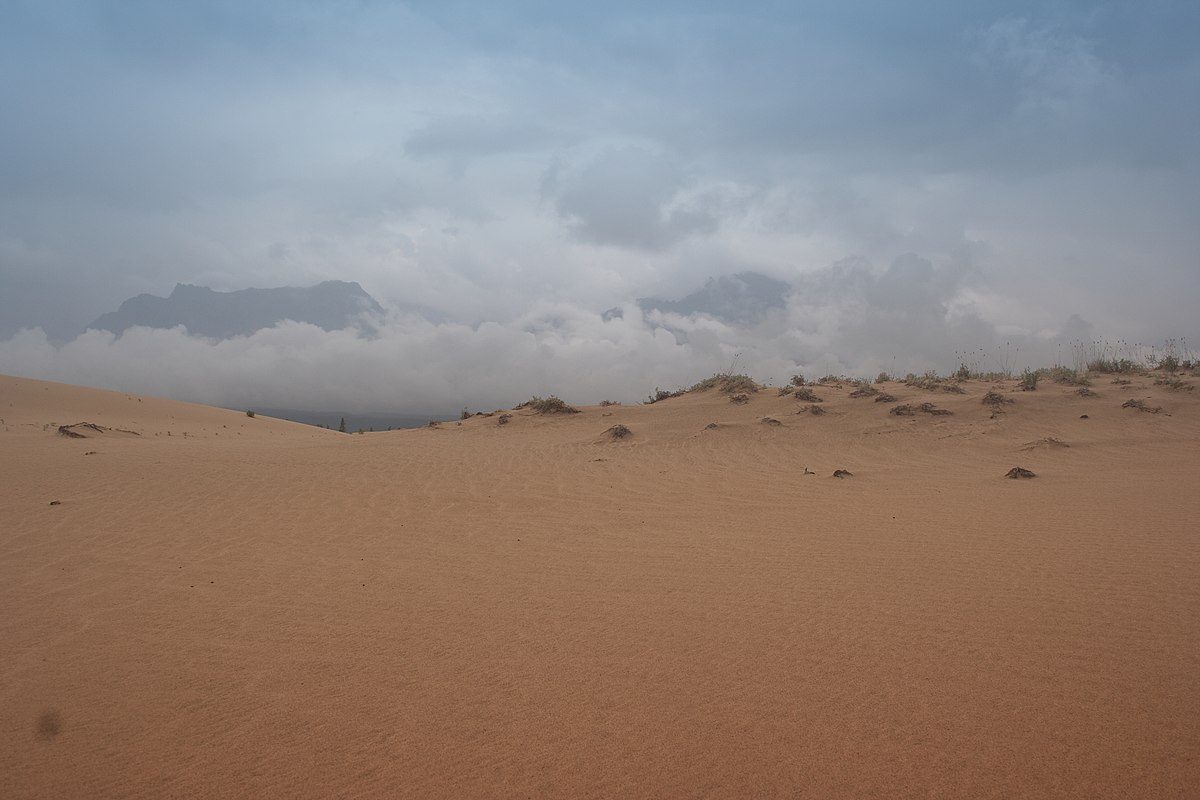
[1005,467,1036,479]
[36,711,62,740]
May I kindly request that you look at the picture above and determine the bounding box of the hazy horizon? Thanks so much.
[2,1,1197,412]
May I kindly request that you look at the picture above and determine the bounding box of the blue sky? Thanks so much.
[1,1,1197,407]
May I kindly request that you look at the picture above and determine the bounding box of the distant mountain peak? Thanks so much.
[88,280,384,339]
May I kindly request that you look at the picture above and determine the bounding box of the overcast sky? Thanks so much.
[2,1,1197,411]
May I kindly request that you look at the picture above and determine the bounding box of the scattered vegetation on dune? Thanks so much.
[1154,376,1193,392]
[729,393,751,404]
[691,373,759,394]
[1019,368,1041,391]
[1048,367,1090,386]
[792,387,823,403]
[517,396,580,414]
[873,392,897,403]
[604,424,632,439]
[848,382,878,398]
[1122,398,1162,414]
[798,404,826,416]
[982,390,1014,408]
[645,387,686,404]
[598,399,621,407]
[905,372,965,393]
[891,402,952,416]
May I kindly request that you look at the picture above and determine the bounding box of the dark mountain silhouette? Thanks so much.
[88,281,385,338]
[631,272,791,326]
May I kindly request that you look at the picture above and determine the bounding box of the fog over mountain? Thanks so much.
[1,2,1197,411]
[89,281,383,339]
[632,273,791,327]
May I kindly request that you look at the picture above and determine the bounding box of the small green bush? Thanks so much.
[1019,369,1040,391]
[245,410,255,418]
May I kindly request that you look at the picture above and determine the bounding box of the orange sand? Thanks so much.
[2,372,1198,798]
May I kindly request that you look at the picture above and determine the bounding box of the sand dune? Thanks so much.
[2,371,1198,798]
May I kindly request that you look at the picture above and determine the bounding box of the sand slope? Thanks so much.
[2,372,1199,799]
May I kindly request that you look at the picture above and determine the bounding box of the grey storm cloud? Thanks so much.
[549,148,720,251]
[1,0,1198,409]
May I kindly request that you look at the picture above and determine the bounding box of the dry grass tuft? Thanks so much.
[604,424,632,439]
[982,390,1014,408]
[1122,398,1162,414]
[691,373,759,394]
[521,396,580,414]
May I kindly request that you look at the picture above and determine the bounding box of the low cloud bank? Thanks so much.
[0,257,1115,414]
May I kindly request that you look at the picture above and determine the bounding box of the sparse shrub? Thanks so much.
[646,388,686,404]
[524,396,580,414]
[1122,398,1161,414]
[818,374,842,385]
[1154,377,1192,391]
[875,372,891,384]
[982,390,1013,407]
[605,424,632,439]
[790,374,806,387]
[798,404,826,415]
[906,373,964,393]
[918,402,952,416]
[691,373,758,394]
[1089,357,1139,374]
[890,404,915,416]
[460,408,471,420]
[793,387,822,402]
[1019,369,1040,391]
[777,387,794,397]
[730,393,750,404]
[1049,367,1089,386]
[905,373,941,391]
[245,410,255,418]
[599,400,621,407]
[497,414,512,425]
[849,382,878,398]
[874,393,897,403]
[1076,387,1098,397]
